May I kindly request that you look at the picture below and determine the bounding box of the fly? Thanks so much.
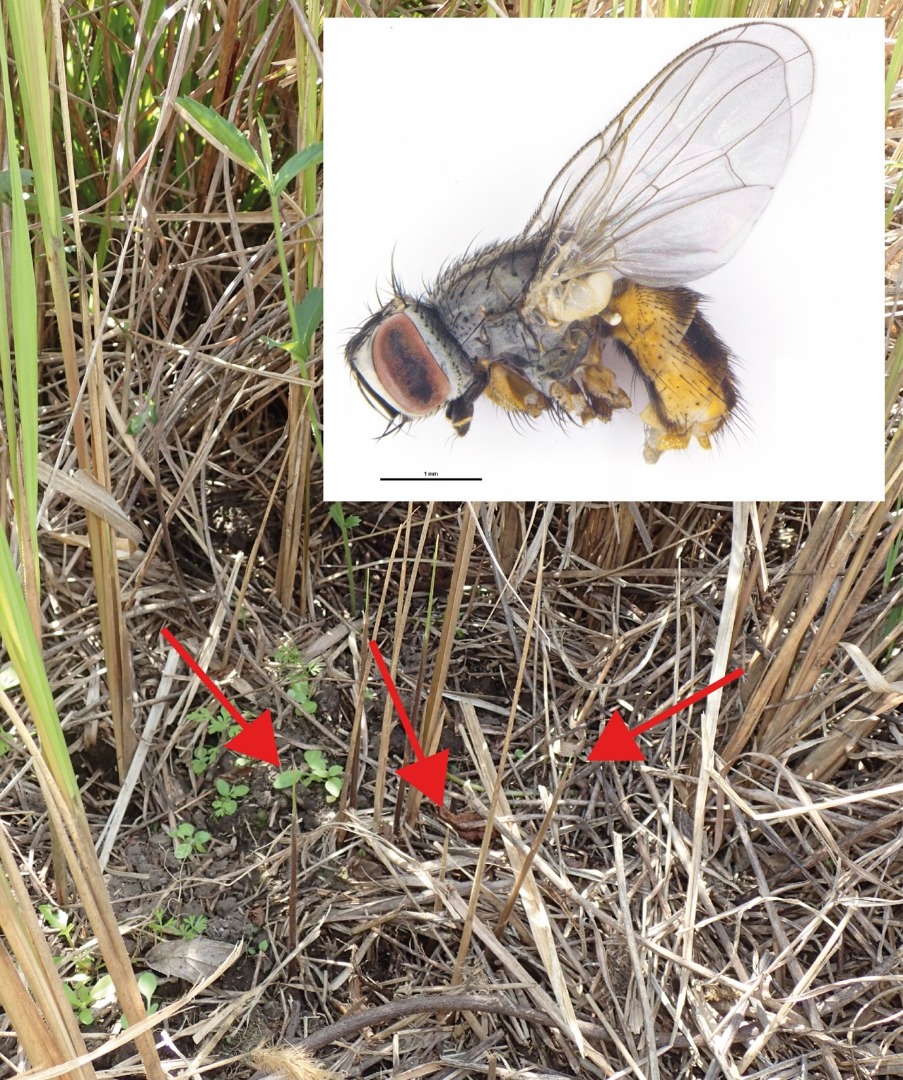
[345,23,813,463]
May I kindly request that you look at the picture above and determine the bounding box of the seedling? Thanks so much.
[40,904,76,946]
[168,822,211,860]
[146,908,177,936]
[274,769,302,792]
[64,972,115,1026]
[147,908,207,940]
[121,971,159,1029]
[287,668,320,715]
[275,749,343,804]
[212,777,250,818]
[125,394,157,436]
[275,646,323,716]
[180,914,208,939]
[190,705,242,774]
[191,744,218,775]
[137,971,159,1014]
[247,935,269,957]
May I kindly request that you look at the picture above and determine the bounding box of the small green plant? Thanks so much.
[180,914,208,939]
[191,744,218,775]
[287,664,321,716]
[125,394,157,436]
[247,935,269,957]
[64,971,115,1026]
[274,769,302,792]
[40,904,76,946]
[168,822,211,860]
[121,971,159,1030]
[275,749,343,804]
[212,777,250,818]
[329,503,361,614]
[174,97,323,460]
[190,706,242,774]
[275,646,323,716]
[147,908,207,940]
[146,908,177,936]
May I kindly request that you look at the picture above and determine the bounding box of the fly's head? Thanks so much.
[346,294,485,436]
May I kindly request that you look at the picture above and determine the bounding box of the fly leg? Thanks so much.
[540,326,630,424]
[570,332,632,425]
[478,359,551,420]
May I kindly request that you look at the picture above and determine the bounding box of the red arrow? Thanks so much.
[369,640,448,806]
[588,668,744,763]
[161,628,280,768]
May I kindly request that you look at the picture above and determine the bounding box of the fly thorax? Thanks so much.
[526,269,614,328]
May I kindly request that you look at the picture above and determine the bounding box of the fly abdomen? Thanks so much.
[605,283,739,463]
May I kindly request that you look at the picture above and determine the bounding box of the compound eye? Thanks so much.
[372,313,450,416]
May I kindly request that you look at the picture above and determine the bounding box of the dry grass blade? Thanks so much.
[403,503,480,827]
[0,831,93,1079]
[84,285,137,779]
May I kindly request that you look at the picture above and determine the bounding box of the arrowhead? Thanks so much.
[398,749,450,807]
[587,710,645,762]
[225,709,281,767]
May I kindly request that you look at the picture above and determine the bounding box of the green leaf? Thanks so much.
[345,515,361,528]
[174,97,266,181]
[209,709,233,734]
[329,503,346,529]
[181,915,207,939]
[90,974,116,1006]
[233,784,249,798]
[215,777,230,796]
[0,167,33,204]
[125,396,157,436]
[288,679,310,700]
[273,143,323,197]
[304,749,327,773]
[274,769,302,790]
[294,288,323,365]
[256,117,274,173]
[136,971,157,1004]
[174,842,191,859]
[40,905,69,933]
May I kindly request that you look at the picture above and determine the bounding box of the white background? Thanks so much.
[324,19,883,501]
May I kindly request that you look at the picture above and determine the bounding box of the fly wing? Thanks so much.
[523,23,813,300]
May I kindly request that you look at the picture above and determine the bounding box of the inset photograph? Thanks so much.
[325,19,882,501]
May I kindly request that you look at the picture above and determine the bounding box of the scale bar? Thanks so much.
[380,477,483,481]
